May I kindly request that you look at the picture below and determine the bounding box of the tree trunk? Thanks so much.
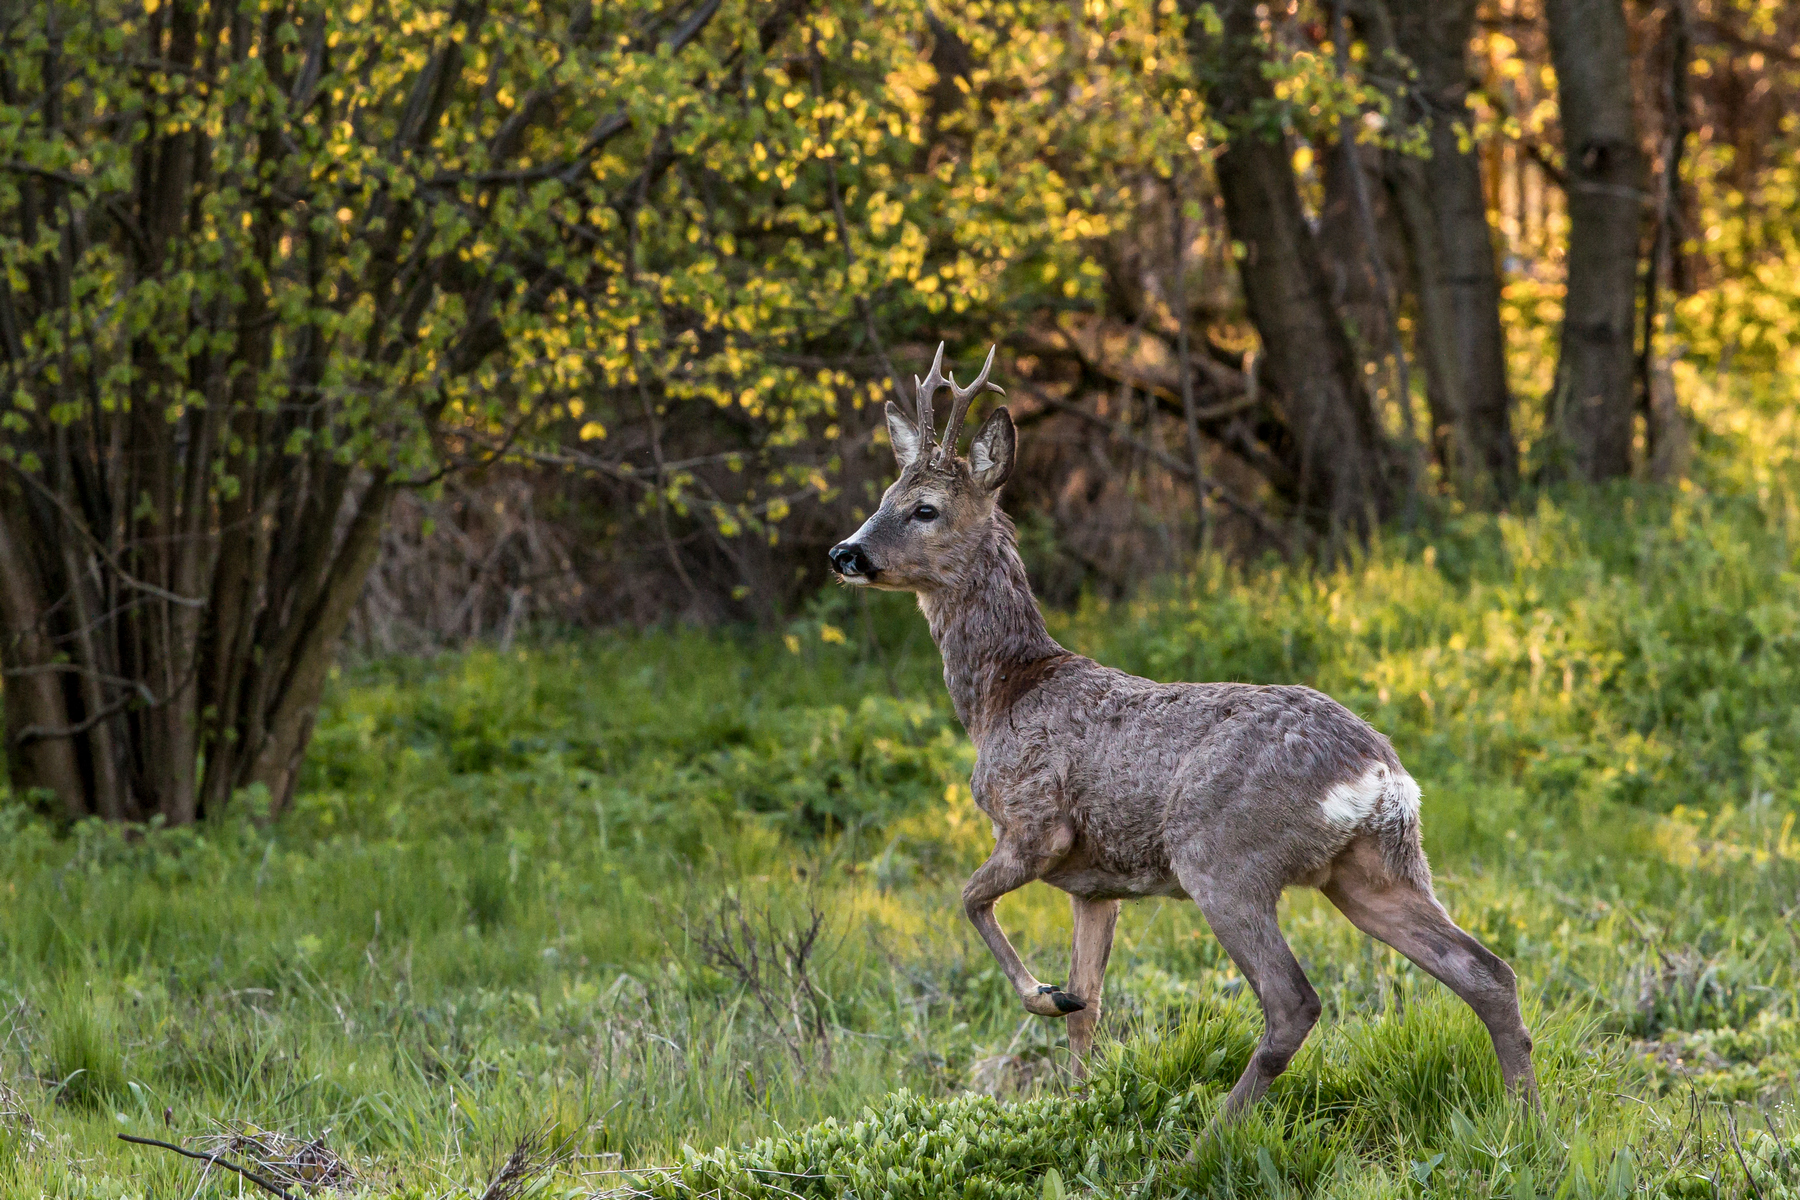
[246,476,394,815]
[1185,0,1398,544]
[1318,136,1403,391]
[0,488,85,818]
[1545,0,1646,481]
[1639,0,1692,480]
[1381,0,1519,504]
[0,433,392,825]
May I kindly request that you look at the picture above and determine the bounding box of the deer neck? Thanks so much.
[918,517,1067,739]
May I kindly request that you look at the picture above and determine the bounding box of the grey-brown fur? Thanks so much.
[829,346,1537,1120]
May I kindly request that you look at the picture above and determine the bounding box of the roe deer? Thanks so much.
[828,345,1537,1118]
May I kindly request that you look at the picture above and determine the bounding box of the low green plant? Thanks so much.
[42,984,126,1113]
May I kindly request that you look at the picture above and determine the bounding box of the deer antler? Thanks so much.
[913,342,951,453]
[937,344,1006,463]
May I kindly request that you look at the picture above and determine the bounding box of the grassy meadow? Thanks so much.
[11,370,1800,1197]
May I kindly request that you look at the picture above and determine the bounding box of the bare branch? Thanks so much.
[13,677,157,745]
[1026,386,1289,550]
[117,1135,298,1200]
[1469,86,1569,188]
[4,465,207,607]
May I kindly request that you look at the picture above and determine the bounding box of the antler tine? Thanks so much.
[937,344,1005,461]
[914,342,950,448]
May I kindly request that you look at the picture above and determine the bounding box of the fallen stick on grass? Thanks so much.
[117,1133,299,1200]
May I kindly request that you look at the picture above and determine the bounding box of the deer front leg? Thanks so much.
[1066,896,1121,1077]
[962,833,1084,1018]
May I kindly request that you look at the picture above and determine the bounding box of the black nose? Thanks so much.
[829,542,874,577]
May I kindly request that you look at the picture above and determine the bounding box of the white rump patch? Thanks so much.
[1320,763,1422,827]
[1320,765,1388,825]
[1390,771,1422,818]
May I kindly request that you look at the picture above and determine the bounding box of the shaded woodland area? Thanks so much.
[2,0,1797,825]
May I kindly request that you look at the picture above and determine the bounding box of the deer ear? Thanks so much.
[969,407,1015,490]
[885,401,923,470]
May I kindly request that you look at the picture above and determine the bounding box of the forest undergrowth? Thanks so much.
[9,367,1800,1196]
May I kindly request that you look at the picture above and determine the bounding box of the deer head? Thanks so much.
[828,343,1013,592]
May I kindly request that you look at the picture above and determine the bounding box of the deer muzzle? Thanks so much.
[828,542,877,582]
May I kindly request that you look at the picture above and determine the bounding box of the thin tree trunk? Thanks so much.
[1169,181,1213,557]
[1186,0,1397,544]
[1318,137,1400,393]
[1640,0,1691,481]
[247,476,394,814]
[1324,0,1421,514]
[52,506,127,820]
[1545,0,1646,481]
[0,496,84,817]
[1378,0,1518,504]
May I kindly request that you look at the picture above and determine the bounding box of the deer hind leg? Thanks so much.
[1065,896,1121,1077]
[1323,839,1538,1101]
[1178,872,1323,1119]
[962,831,1084,1018]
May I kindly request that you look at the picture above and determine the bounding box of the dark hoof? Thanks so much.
[1036,985,1086,1013]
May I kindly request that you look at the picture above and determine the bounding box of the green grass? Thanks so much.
[9,374,1800,1196]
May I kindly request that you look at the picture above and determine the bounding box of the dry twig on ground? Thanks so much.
[118,1134,301,1200]
[478,1121,576,1200]
[189,1121,358,1194]
[120,1121,358,1198]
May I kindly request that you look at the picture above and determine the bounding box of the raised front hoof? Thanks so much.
[1023,985,1086,1017]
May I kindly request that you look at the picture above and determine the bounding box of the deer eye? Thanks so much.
[912,504,939,522]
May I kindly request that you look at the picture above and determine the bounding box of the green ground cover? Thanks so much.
[8,372,1800,1196]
